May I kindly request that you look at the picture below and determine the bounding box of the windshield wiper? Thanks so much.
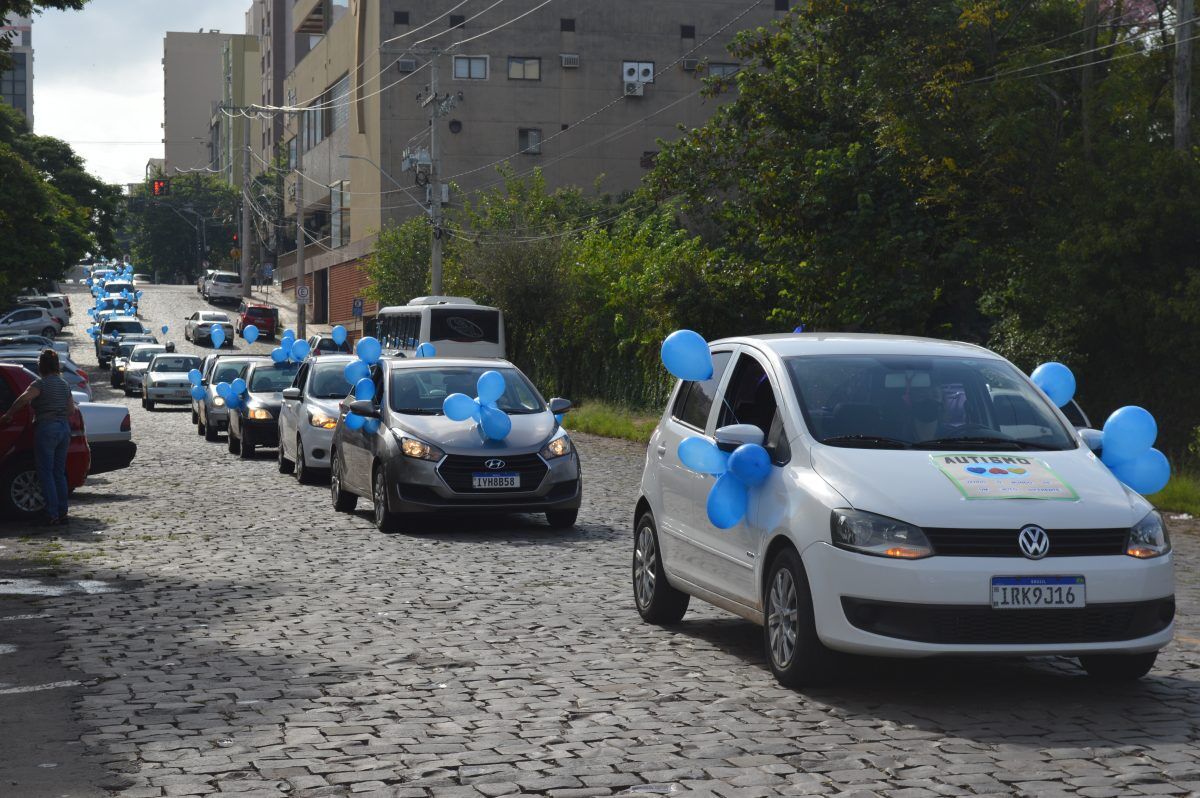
[820,434,911,449]
[914,436,1059,451]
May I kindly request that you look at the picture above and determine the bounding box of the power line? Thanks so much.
[413,0,510,47]
[975,28,1200,84]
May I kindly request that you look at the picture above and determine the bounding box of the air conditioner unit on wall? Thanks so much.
[624,81,644,97]
[682,58,700,72]
[397,58,417,73]
[560,53,580,68]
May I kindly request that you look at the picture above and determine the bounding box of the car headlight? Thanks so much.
[212,397,226,407]
[1127,511,1171,558]
[309,412,337,429]
[248,408,272,421]
[540,436,573,459]
[399,435,444,462]
[116,364,126,371]
[830,509,933,559]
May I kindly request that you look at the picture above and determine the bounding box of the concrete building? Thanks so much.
[163,30,240,173]
[209,34,261,187]
[276,0,785,332]
[0,15,33,127]
[246,0,294,173]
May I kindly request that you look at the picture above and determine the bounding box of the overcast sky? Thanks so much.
[32,0,249,186]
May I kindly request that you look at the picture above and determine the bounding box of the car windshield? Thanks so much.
[130,348,163,363]
[309,362,352,399]
[105,321,145,334]
[213,274,240,284]
[249,363,300,392]
[152,356,201,373]
[313,337,350,352]
[245,307,275,318]
[212,361,255,384]
[202,313,230,322]
[389,366,543,415]
[785,354,1078,451]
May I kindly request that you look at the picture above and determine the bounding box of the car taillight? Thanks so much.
[69,410,85,437]
[76,370,89,384]
[120,413,131,432]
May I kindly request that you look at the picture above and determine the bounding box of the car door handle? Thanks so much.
[656,444,667,457]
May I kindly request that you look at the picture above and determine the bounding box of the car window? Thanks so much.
[670,351,733,430]
[130,348,163,363]
[152,356,200,373]
[213,274,241,284]
[1061,399,1089,428]
[0,373,15,412]
[388,366,543,415]
[249,363,301,392]
[308,362,352,399]
[104,321,145,334]
[718,353,789,463]
[203,313,230,322]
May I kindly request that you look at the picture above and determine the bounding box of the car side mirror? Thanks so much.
[346,399,380,419]
[548,397,572,415]
[714,423,765,452]
[1079,428,1103,453]
[281,387,301,401]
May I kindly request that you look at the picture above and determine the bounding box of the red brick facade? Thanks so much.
[328,260,379,344]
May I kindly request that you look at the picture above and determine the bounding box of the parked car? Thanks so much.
[121,344,168,396]
[236,302,279,339]
[0,306,59,338]
[109,335,160,387]
[328,358,580,533]
[0,351,93,401]
[197,269,217,294]
[306,333,352,357]
[142,354,203,411]
[277,354,354,483]
[0,363,90,520]
[96,317,152,367]
[227,360,302,458]
[18,296,70,327]
[184,311,235,347]
[133,273,153,284]
[78,401,135,474]
[0,335,70,355]
[632,334,1174,687]
[195,356,269,441]
[205,271,243,304]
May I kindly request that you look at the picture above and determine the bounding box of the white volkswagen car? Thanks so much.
[634,334,1174,687]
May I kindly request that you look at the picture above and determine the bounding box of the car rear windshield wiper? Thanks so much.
[914,436,1060,451]
[820,434,911,449]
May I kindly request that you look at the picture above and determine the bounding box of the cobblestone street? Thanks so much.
[2,285,1200,798]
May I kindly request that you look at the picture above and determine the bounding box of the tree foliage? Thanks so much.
[124,173,240,283]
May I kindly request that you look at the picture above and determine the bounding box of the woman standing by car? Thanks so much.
[0,349,75,525]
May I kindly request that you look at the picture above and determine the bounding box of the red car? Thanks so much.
[0,363,90,520]
[235,302,280,339]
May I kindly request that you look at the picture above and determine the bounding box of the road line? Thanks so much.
[0,681,82,696]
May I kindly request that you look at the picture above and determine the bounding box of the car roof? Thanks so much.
[382,356,517,370]
[212,270,240,277]
[130,343,165,352]
[307,353,356,364]
[711,333,1003,360]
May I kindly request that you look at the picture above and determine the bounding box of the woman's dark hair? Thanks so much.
[38,348,60,376]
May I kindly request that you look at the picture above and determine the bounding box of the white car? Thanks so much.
[78,402,136,474]
[205,271,243,304]
[17,295,70,327]
[0,306,59,338]
[633,334,1174,686]
[142,353,203,411]
[184,311,235,347]
[121,344,168,396]
[277,354,355,483]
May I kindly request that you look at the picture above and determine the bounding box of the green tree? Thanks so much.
[125,173,239,283]
[363,216,432,308]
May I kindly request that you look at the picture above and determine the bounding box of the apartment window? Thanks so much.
[680,25,695,39]
[449,13,465,28]
[330,181,351,248]
[287,136,297,169]
[708,62,741,77]
[301,101,325,151]
[507,57,541,81]
[453,55,488,80]
[560,18,575,32]
[329,73,351,132]
[774,0,789,9]
[518,128,542,155]
[640,151,658,169]
[393,11,409,25]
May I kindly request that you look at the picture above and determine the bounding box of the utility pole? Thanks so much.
[1176,0,1194,152]
[429,48,444,296]
[240,118,252,298]
[296,116,307,339]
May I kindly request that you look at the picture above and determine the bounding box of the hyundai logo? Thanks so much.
[484,459,507,470]
[1018,525,1050,560]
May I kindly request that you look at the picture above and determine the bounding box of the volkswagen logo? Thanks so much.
[1018,525,1050,560]
[484,459,507,470]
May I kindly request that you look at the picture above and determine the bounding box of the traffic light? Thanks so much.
[150,178,171,197]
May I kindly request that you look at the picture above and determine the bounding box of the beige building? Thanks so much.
[277,0,785,331]
[163,30,241,173]
[0,15,33,127]
[209,34,261,187]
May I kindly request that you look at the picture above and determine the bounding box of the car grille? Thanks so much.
[437,453,548,494]
[924,527,1129,557]
[842,597,1175,645]
[401,479,577,506]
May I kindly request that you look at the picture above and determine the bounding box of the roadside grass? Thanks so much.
[1150,472,1200,516]
[563,401,658,445]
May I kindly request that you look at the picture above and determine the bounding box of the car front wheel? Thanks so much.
[632,512,689,624]
[763,547,837,688]
[277,433,293,474]
[330,451,357,512]
[373,466,404,533]
[239,429,255,459]
[227,426,240,455]
[1079,652,1158,680]
[295,437,315,484]
[546,509,578,530]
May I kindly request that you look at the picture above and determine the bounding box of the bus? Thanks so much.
[374,297,506,358]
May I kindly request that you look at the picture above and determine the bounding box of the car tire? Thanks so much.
[123,387,132,397]
[546,509,578,530]
[632,512,689,625]
[191,409,198,425]
[294,437,314,484]
[372,465,403,533]
[277,434,294,474]
[227,427,240,455]
[330,450,357,512]
[41,327,56,338]
[110,375,119,388]
[143,398,154,411]
[763,547,838,688]
[240,430,255,459]
[196,417,205,436]
[204,416,220,442]
[0,459,43,519]
[1079,652,1158,680]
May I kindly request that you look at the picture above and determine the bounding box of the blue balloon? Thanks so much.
[354,378,375,401]
[281,328,296,343]
[187,368,202,386]
[728,443,772,486]
[290,339,310,361]
[226,394,241,411]
[271,347,288,363]
[243,324,259,344]
[231,378,247,396]
[415,342,436,358]
[190,385,206,401]
[216,382,232,400]
[344,412,365,431]
[678,437,729,475]
[443,392,478,422]
[706,472,749,529]
[161,324,169,334]
[344,360,370,384]
[1031,362,1075,408]
[555,413,564,426]
[661,330,713,381]
[479,404,512,441]
[476,370,506,405]
[210,326,226,347]
[1102,406,1158,465]
[363,418,381,434]
[331,325,348,346]
[356,336,382,364]
[137,290,144,299]
[1108,448,1171,495]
